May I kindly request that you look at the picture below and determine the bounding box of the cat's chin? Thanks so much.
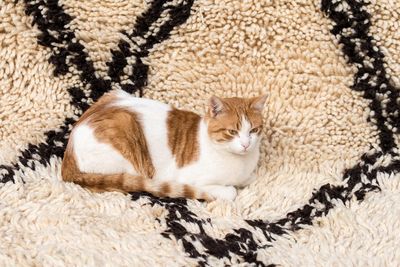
[231,149,250,156]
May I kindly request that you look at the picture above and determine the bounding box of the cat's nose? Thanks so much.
[241,142,250,150]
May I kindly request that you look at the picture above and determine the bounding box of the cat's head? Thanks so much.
[205,95,267,155]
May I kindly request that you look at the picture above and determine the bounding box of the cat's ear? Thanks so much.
[209,96,225,117]
[250,95,267,112]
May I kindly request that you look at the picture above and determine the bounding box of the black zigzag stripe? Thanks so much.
[0,0,195,183]
[135,153,399,265]
[0,0,92,183]
[108,0,194,83]
[145,0,400,265]
[322,0,400,152]
[131,192,277,267]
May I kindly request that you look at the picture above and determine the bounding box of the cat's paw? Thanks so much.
[213,186,237,201]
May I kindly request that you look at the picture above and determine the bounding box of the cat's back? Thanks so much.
[74,89,172,143]
[109,90,203,178]
[110,89,173,142]
[111,89,171,114]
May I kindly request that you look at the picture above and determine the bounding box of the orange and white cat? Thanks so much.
[62,89,266,201]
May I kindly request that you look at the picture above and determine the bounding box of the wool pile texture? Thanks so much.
[1,0,400,266]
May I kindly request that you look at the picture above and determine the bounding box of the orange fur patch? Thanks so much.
[183,184,195,199]
[62,91,154,191]
[89,107,155,179]
[161,182,171,196]
[167,108,201,168]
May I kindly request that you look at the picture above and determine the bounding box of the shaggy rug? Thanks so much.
[1,0,399,266]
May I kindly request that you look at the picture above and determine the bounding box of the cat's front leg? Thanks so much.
[200,185,237,201]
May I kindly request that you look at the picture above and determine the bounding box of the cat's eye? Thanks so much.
[228,129,237,135]
[250,127,260,133]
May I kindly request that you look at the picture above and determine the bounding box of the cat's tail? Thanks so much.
[63,172,214,202]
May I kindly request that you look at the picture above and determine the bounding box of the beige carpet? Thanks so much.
[1,0,400,266]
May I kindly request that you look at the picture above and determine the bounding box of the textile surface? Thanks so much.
[1,0,399,266]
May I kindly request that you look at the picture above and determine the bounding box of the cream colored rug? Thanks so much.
[1,0,400,266]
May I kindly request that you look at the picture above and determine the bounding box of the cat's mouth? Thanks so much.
[234,149,250,155]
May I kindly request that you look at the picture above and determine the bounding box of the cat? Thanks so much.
[61,89,267,201]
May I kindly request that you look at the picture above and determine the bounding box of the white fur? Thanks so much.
[199,185,237,201]
[72,124,137,175]
[177,120,260,188]
[72,89,262,201]
[229,116,254,154]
